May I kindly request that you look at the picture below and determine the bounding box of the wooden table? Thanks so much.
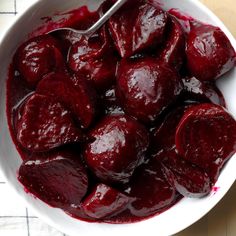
[176,0,236,235]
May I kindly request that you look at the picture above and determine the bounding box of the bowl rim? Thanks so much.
[0,0,235,236]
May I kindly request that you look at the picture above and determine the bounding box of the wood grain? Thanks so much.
[176,0,236,235]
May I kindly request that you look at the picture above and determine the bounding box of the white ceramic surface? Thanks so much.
[0,0,235,236]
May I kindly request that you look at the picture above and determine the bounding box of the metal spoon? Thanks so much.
[48,0,127,36]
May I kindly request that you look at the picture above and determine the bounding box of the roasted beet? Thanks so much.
[84,115,149,184]
[126,161,176,217]
[116,58,182,123]
[18,150,88,210]
[152,105,192,154]
[159,15,185,71]
[155,149,212,198]
[186,24,236,81]
[109,1,168,57]
[175,103,236,181]
[68,26,118,91]
[82,184,130,219]
[17,94,84,152]
[182,77,226,106]
[15,35,64,87]
[36,72,98,129]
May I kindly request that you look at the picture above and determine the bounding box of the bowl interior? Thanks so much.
[0,0,235,236]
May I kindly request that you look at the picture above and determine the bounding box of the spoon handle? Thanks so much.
[48,0,127,36]
[85,0,127,35]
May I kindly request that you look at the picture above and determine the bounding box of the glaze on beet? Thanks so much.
[6,0,236,224]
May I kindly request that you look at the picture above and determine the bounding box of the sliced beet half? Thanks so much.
[17,94,84,152]
[18,150,88,210]
[125,161,177,217]
[175,103,236,181]
[155,149,212,198]
[37,72,98,129]
[109,1,168,57]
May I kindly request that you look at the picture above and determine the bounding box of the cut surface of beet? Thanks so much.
[109,1,168,57]
[18,150,88,210]
[155,149,212,198]
[125,161,176,217]
[175,103,236,181]
[17,94,84,152]
[36,72,98,129]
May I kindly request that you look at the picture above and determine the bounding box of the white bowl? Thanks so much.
[0,0,235,235]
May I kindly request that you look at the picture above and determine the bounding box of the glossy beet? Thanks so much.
[125,161,176,217]
[109,1,168,57]
[175,104,236,181]
[156,150,212,198]
[186,24,236,81]
[18,150,88,210]
[152,105,192,154]
[17,94,83,152]
[36,72,98,129]
[84,115,149,184]
[159,15,186,71]
[116,58,182,123]
[15,35,64,87]
[68,26,118,91]
[82,184,130,219]
[182,77,226,106]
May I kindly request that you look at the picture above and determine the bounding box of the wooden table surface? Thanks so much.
[176,0,236,235]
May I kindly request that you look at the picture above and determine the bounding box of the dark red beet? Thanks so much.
[68,26,118,91]
[175,103,236,181]
[116,58,182,123]
[84,115,149,184]
[36,72,98,129]
[155,149,212,198]
[17,94,84,152]
[18,150,88,210]
[125,161,176,217]
[159,15,185,71]
[186,24,236,81]
[152,105,192,154]
[109,1,168,58]
[15,35,65,87]
[182,77,226,106]
[82,184,130,219]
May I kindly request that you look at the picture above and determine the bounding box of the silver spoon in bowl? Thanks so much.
[47,0,127,36]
